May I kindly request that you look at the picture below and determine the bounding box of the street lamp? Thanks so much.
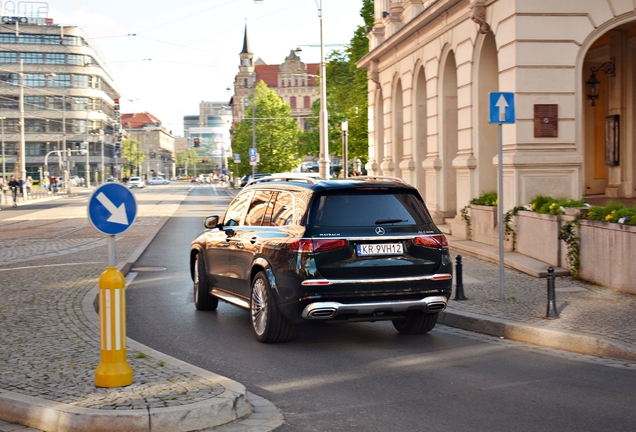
[1,117,5,182]
[255,0,329,178]
[251,75,257,177]
[341,121,348,178]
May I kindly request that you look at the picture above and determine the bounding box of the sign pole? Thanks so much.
[489,92,515,301]
[498,123,504,300]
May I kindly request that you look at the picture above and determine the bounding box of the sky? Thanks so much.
[45,0,365,136]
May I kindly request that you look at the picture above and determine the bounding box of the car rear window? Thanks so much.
[308,189,434,227]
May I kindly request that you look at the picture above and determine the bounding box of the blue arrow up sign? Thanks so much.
[88,183,138,235]
[489,92,515,124]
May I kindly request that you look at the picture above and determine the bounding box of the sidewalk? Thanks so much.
[442,235,636,362]
[0,185,282,432]
[0,184,635,432]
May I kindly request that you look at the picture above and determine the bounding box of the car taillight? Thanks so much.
[286,238,347,252]
[313,239,347,252]
[414,235,448,248]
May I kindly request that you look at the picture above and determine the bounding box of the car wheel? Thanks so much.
[250,271,294,343]
[392,312,438,335]
[193,253,218,311]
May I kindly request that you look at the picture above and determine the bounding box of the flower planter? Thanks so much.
[514,210,562,266]
[450,215,469,240]
[470,204,497,246]
[579,220,636,295]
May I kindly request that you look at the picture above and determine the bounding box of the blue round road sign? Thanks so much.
[88,183,138,235]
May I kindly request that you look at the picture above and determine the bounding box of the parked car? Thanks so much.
[128,176,146,188]
[190,175,452,343]
[148,176,170,185]
[105,177,119,183]
[240,173,271,187]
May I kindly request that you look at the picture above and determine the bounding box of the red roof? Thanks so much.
[255,64,279,87]
[254,63,320,88]
[121,112,163,129]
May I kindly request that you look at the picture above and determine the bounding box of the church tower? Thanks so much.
[232,25,255,121]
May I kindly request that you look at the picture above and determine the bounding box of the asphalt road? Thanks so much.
[126,185,636,432]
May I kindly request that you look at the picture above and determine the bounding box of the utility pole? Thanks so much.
[18,59,26,198]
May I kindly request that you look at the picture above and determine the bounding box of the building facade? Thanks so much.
[0,16,120,184]
[230,26,320,132]
[358,0,636,222]
[181,102,232,174]
[121,112,175,178]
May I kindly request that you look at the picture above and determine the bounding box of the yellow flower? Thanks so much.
[605,214,612,222]
[493,199,498,206]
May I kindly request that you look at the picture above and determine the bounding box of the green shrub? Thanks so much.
[528,195,585,215]
[470,191,498,206]
[582,200,636,225]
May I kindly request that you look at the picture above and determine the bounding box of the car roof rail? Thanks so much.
[247,174,320,186]
[352,175,408,185]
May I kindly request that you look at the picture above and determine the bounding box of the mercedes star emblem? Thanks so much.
[375,227,385,235]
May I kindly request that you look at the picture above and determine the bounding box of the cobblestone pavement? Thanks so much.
[0,185,266,431]
[0,188,216,408]
[443,253,636,361]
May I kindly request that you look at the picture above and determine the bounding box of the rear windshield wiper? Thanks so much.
[375,218,408,224]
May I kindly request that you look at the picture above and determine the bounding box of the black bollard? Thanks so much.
[546,266,559,318]
[454,255,466,300]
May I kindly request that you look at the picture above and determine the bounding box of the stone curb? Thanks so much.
[439,309,636,362]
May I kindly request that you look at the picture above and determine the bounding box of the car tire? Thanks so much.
[250,271,294,343]
[392,312,438,335]
[193,253,218,311]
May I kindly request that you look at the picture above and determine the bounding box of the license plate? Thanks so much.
[357,243,403,256]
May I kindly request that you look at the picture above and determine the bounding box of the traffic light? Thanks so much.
[193,138,200,147]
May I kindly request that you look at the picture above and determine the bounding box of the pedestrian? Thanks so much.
[25,176,32,196]
[8,175,19,207]
[50,176,58,194]
[42,176,50,192]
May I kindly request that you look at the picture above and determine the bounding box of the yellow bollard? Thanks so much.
[95,266,133,387]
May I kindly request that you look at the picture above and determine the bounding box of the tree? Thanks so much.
[175,149,200,176]
[299,0,372,172]
[232,81,301,175]
[121,138,144,177]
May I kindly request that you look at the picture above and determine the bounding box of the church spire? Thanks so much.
[241,24,251,55]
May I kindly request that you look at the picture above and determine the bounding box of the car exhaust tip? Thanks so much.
[307,308,337,319]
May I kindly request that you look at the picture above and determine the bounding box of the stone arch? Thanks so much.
[473,31,499,196]
[576,13,636,199]
[439,47,459,217]
[413,61,427,197]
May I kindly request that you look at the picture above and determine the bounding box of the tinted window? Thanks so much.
[245,190,275,226]
[223,192,251,226]
[271,192,295,226]
[309,190,433,227]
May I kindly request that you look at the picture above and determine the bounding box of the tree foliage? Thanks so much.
[299,1,372,172]
[175,149,201,176]
[120,138,144,177]
[232,81,301,176]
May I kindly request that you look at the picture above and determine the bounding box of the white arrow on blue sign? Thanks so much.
[489,92,515,124]
[88,183,138,235]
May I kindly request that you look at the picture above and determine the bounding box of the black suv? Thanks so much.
[190,175,452,343]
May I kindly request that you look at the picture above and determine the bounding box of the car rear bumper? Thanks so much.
[301,295,448,320]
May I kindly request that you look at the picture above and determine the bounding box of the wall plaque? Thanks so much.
[534,104,558,138]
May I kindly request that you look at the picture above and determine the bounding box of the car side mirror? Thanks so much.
[204,216,220,229]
